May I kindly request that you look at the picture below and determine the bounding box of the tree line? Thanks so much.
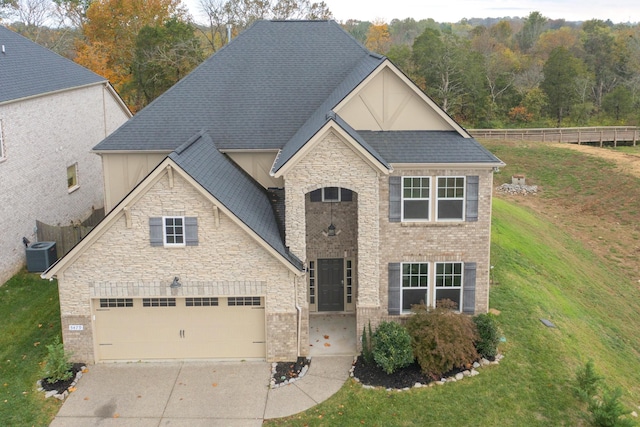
[2,1,639,128]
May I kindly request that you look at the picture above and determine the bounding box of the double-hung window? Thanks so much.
[402,177,430,220]
[149,216,198,247]
[401,263,429,313]
[435,262,463,310]
[437,177,465,221]
[163,216,185,246]
[67,163,79,192]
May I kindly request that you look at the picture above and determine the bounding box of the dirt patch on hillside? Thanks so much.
[550,143,640,179]
[495,143,640,286]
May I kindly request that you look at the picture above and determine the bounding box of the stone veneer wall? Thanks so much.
[58,170,299,363]
[284,130,381,317]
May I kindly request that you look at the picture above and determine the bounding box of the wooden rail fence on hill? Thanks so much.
[469,126,638,147]
[36,207,105,258]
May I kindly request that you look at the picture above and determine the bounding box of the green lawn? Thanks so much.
[3,141,640,426]
[267,141,640,426]
[0,271,63,426]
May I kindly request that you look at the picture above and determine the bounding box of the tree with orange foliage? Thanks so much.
[75,0,187,110]
[365,20,391,54]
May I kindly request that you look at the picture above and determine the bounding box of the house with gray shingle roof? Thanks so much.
[0,26,131,285]
[42,20,504,364]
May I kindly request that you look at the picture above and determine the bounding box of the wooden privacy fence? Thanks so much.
[36,207,105,258]
[469,126,639,147]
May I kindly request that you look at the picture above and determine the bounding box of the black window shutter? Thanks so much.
[341,188,353,202]
[149,217,163,246]
[310,189,321,202]
[389,176,401,222]
[462,262,477,314]
[185,217,198,246]
[466,176,479,222]
[388,263,401,315]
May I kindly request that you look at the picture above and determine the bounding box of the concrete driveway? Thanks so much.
[49,356,353,426]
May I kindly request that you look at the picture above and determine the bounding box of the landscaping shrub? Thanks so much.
[42,336,73,384]
[371,321,413,374]
[473,313,500,359]
[405,300,479,378]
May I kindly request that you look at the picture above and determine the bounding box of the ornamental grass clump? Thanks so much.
[406,300,479,378]
[371,321,414,374]
[473,313,501,359]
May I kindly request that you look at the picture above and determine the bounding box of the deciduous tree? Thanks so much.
[541,46,584,126]
[75,0,186,109]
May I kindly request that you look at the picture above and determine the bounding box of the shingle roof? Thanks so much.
[94,20,375,152]
[169,131,303,270]
[0,26,105,103]
[358,131,505,165]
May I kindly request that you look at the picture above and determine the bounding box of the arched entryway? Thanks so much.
[305,186,358,314]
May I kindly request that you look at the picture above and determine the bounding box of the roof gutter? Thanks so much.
[0,80,108,106]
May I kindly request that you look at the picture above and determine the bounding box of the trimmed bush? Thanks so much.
[406,300,479,378]
[473,313,500,359]
[43,336,73,384]
[371,321,414,374]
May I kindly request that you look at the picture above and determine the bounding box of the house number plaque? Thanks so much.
[68,325,83,331]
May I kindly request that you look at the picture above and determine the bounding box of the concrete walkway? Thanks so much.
[49,356,353,426]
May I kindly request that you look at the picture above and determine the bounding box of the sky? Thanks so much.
[184,0,639,25]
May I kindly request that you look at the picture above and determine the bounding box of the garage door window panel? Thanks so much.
[186,297,219,306]
[100,298,133,308]
[143,298,176,307]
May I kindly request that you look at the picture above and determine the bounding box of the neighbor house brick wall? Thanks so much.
[0,84,129,285]
[58,170,298,362]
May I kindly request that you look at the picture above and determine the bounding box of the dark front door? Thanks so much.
[318,258,344,311]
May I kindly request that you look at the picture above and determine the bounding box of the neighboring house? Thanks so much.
[42,20,504,363]
[0,26,131,285]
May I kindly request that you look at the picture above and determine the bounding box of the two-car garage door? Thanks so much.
[92,296,265,361]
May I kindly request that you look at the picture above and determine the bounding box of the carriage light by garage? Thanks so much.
[170,277,182,288]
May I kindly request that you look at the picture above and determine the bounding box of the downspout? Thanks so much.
[295,276,302,357]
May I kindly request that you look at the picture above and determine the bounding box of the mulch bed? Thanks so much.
[352,356,473,389]
[40,363,85,393]
[273,357,310,385]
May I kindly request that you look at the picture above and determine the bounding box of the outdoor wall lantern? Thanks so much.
[170,276,182,288]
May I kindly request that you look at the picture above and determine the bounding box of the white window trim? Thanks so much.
[436,176,466,222]
[401,176,431,222]
[163,216,186,247]
[400,262,429,314]
[434,261,464,312]
[67,163,80,193]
